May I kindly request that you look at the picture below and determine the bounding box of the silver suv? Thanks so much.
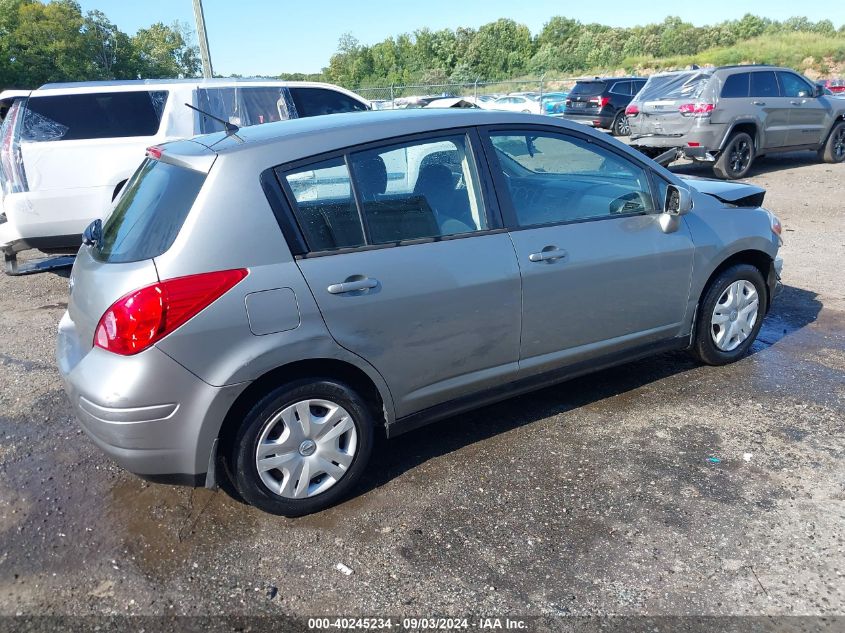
[57,109,784,516]
[626,65,845,179]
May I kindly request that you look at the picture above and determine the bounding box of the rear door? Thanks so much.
[280,130,521,418]
[749,71,790,148]
[777,71,827,146]
[482,127,694,376]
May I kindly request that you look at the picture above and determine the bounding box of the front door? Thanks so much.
[279,131,522,418]
[777,71,828,147]
[483,128,695,376]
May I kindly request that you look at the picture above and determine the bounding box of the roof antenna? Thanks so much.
[184,102,244,143]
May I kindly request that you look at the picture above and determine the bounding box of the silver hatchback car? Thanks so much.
[57,109,783,516]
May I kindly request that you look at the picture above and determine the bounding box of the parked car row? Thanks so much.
[55,108,784,516]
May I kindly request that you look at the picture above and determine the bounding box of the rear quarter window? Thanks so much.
[96,159,206,263]
[721,73,750,98]
[288,87,369,117]
[21,91,168,142]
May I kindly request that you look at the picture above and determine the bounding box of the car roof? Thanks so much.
[30,78,366,101]
[575,77,644,82]
[183,109,580,159]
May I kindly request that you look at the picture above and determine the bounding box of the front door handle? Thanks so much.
[790,100,802,106]
[528,248,568,263]
[327,277,379,294]
[751,101,766,106]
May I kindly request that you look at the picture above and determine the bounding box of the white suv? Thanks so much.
[0,79,369,274]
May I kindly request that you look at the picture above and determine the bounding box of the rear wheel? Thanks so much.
[611,111,630,136]
[818,120,845,164]
[713,132,755,179]
[690,264,767,366]
[229,379,374,516]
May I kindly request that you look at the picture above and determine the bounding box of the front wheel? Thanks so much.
[228,379,375,516]
[611,111,630,136]
[713,132,755,179]
[818,120,845,164]
[690,264,767,366]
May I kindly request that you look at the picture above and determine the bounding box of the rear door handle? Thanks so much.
[528,248,568,263]
[751,101,766,106]
[327,277,379,294]
[790,100,802,106]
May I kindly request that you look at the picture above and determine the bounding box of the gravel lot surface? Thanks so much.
[0,151,843,626]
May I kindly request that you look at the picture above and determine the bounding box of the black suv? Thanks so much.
[561,77,647,136]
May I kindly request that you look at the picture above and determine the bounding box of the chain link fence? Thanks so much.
[354,77,581,108]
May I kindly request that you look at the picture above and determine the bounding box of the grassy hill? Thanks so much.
[621,32,845,78]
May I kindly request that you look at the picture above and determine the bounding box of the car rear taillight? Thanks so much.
[590,96,611,108]
[625,104,640,116]
[0,100,29,194]
[94,269,248,355]
[679,102,715,118]
[146,146,163,160]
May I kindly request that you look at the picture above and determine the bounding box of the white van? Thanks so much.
[0,79,369,273]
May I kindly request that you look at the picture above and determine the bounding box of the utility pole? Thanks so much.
[192,0,214,78]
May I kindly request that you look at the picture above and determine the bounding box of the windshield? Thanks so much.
[637,72,712,102]
[97,159,206,263]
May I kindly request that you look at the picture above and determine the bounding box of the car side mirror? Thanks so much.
[659,184,692,234]
[664,184,691,215]
[813,84,824,98]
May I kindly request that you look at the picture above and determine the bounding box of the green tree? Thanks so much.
[465,18,533,79]
[82,9,134,79]
[130,21,200,78]
[6,0,91,86]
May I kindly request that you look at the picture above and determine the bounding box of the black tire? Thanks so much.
[818,120,845,164]
[713,132,755,179]
[690,264,767,366]
[228,378,374,517]
[611,111,630,136]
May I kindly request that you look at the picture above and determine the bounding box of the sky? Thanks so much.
[77,0,845,76]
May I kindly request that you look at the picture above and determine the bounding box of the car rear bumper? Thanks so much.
[560,112,614,128]
[56,311,249,482]
[1,187,112,255]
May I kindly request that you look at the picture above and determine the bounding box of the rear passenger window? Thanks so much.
[282,134,488,253]
[22,91,168,141]
[721,73,750,98]
[196,87,293,133]
[285,158,364,251]
[750,72,780,98]
[288,88,369,118]
[351,135,487,244]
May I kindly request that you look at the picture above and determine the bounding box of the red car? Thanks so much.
[820,79,845,94]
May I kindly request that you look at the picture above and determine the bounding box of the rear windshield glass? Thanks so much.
[21,91,168,142]
[96,159,205,263]
[637,72,711,101]
[570,82,606,97]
